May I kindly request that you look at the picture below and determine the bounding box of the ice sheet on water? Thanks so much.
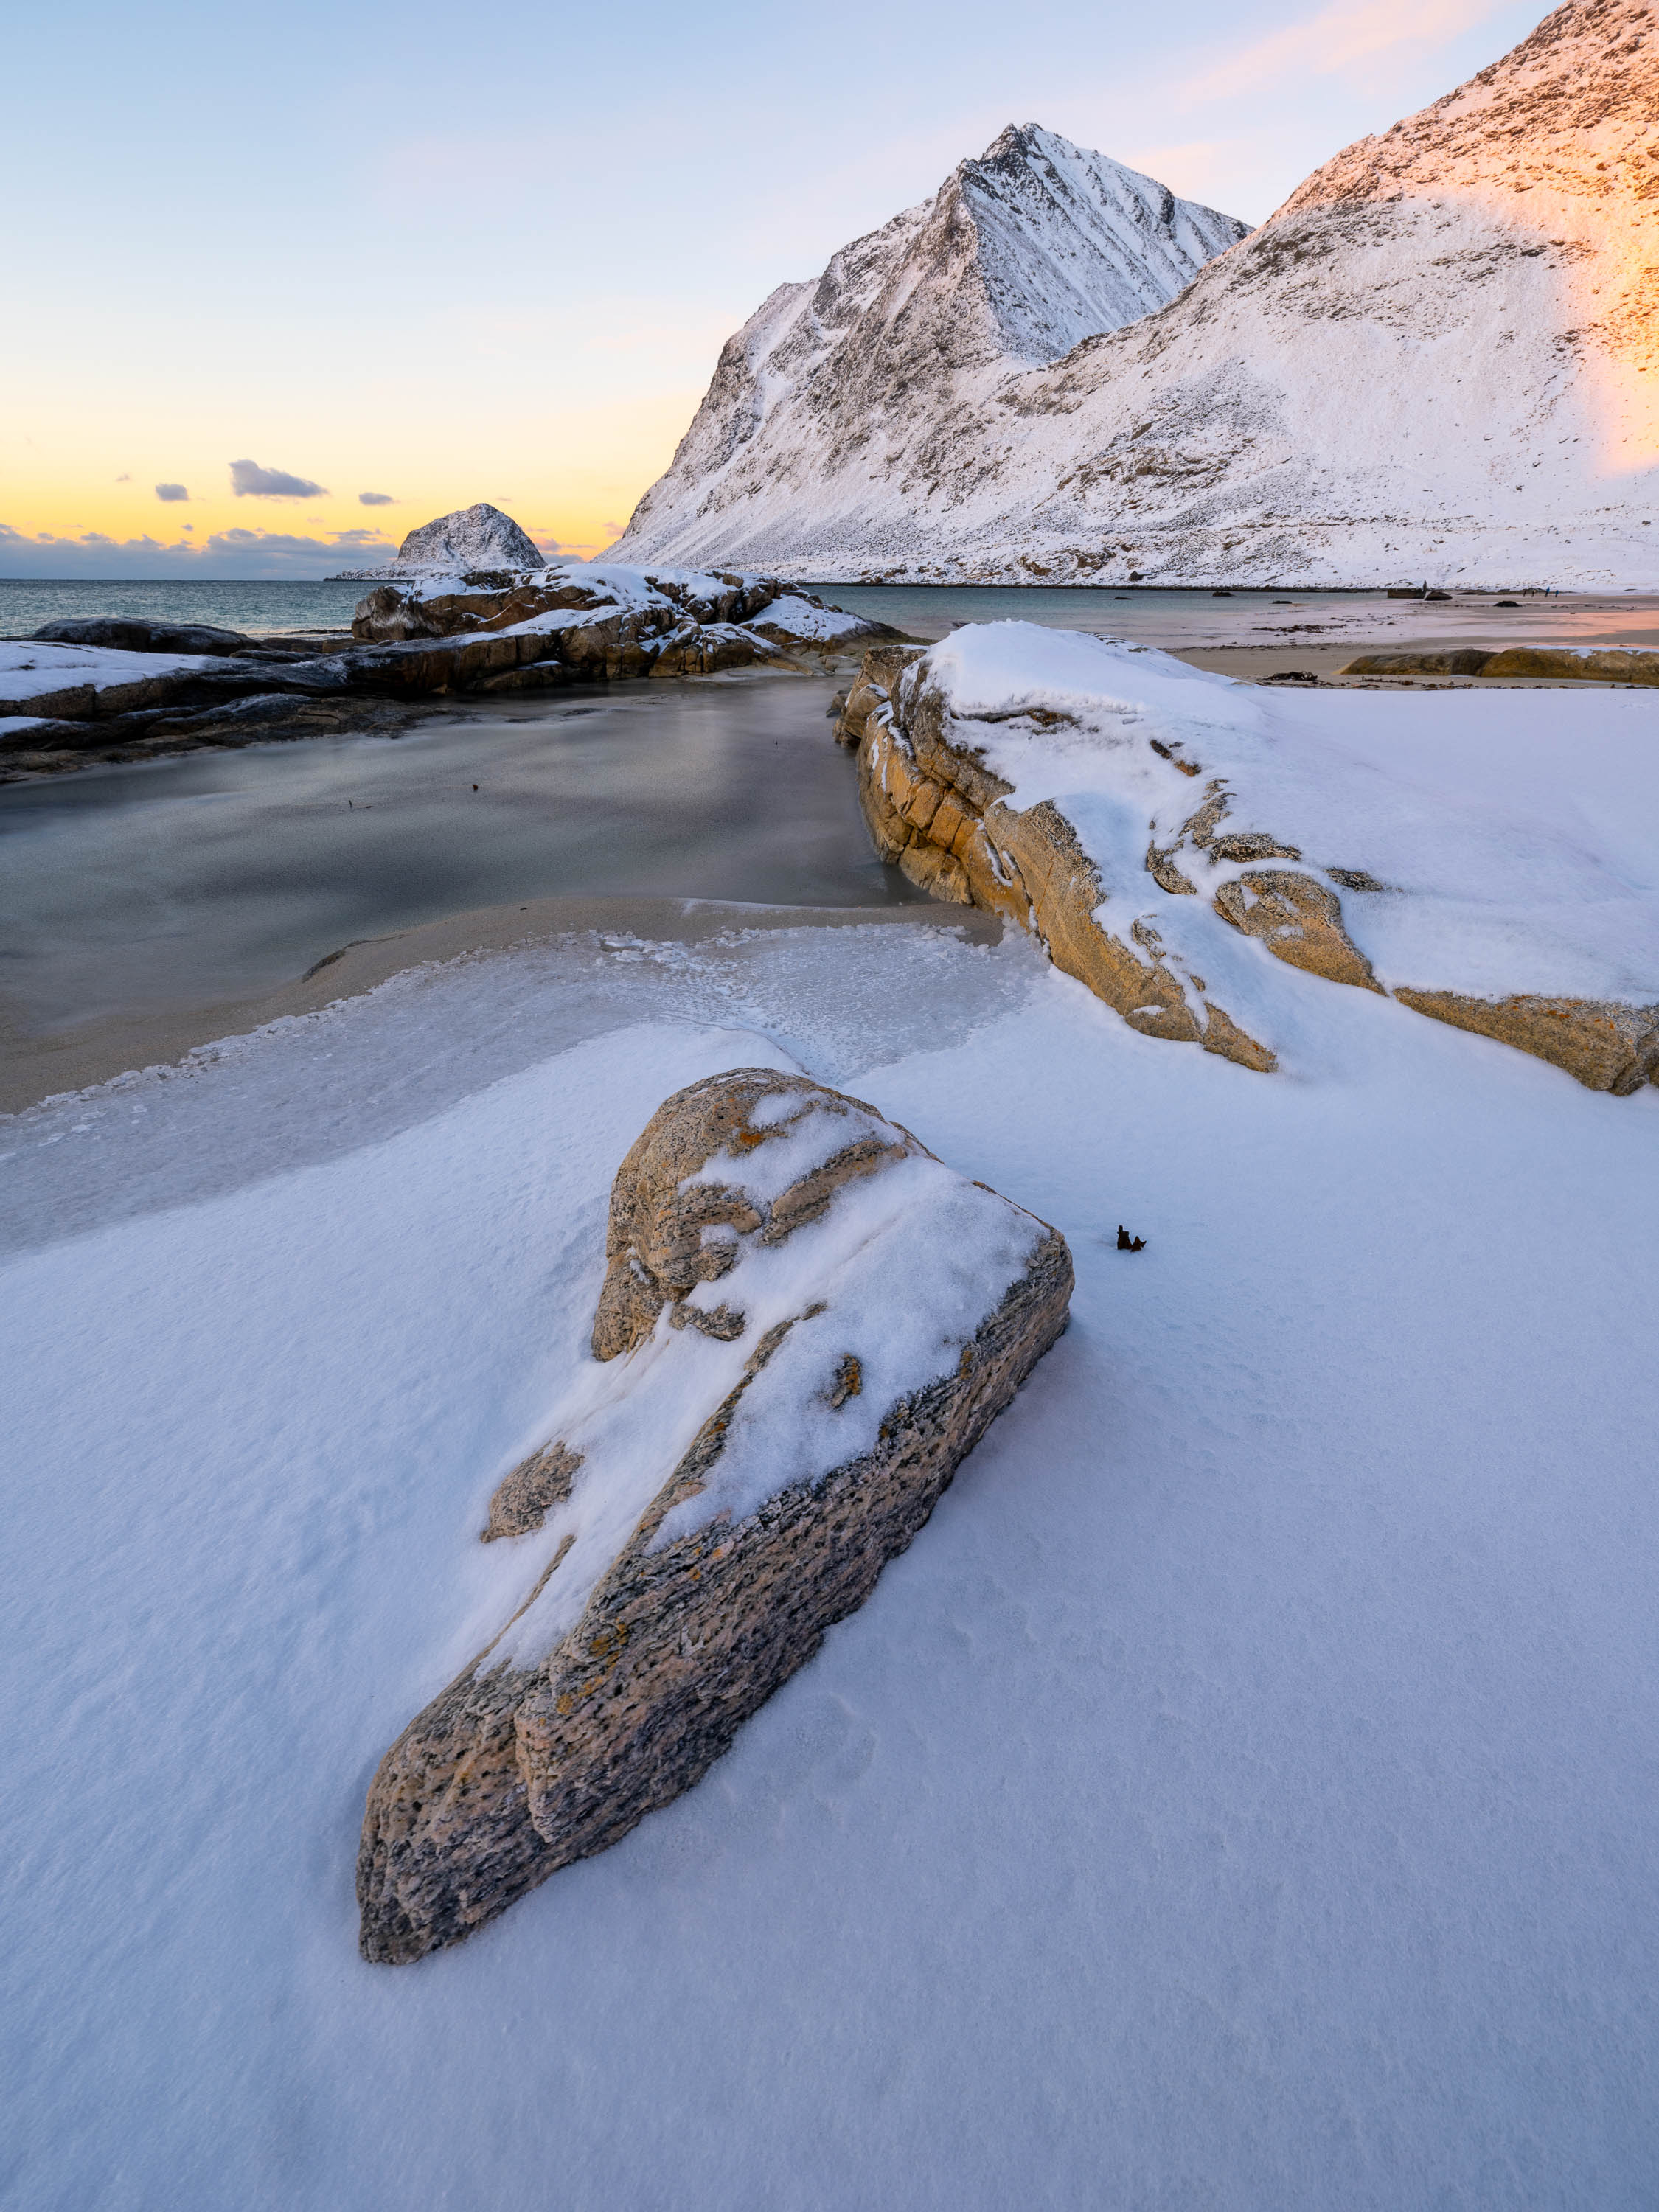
[0,920,1040,1257]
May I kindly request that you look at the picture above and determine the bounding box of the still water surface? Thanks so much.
[0,672,921,1035]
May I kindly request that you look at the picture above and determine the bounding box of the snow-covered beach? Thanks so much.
[4,899,1657,2208]
[5,617,1659,2204]
[13,0,1659,2194]
[1,561,1656,2211]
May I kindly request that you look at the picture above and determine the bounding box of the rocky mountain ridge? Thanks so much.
[612,126,1247,574]
[616,2,1659,588]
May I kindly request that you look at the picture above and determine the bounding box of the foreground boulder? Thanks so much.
[835,624,1659,1092]
[357,1068,1071,1963]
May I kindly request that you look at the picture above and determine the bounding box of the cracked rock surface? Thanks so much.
[357,1068,1071,1963]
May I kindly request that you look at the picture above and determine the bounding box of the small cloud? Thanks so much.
[204,527,373,559]
[330,526,394,546]
[183,524,194,533]
[115,473,131,483]
[80,532,114,544]
[358,490,396,506]
[229,456,329,499]
[602,521,625,535]
[155,482,189,503]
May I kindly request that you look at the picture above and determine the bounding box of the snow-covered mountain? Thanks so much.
[615,1,1659,589]
[610,127,1248,571]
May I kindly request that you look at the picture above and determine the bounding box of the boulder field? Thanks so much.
[356,1068,1071,1964]
[835,627,1659,1093]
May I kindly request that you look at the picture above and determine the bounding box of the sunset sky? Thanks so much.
[3,0,1545,576]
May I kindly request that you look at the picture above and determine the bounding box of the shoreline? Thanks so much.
[0,894,997,1117]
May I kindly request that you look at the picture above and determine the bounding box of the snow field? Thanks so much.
[2,920,1657,2210]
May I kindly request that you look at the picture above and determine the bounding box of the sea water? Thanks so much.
[0,674,922,1033]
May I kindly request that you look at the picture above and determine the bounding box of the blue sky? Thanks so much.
[1,0,1546,574]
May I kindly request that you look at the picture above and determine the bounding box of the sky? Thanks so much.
[1,0,1548,578]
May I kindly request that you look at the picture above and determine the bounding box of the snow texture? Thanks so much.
[4,904,1659,2207]
[4,916,1658,2209]
[615,3,1659,590]
[479,1082,1048,1673]
[0,637,215,703]
[906,621,1659,1007]
[611,124,1247,574]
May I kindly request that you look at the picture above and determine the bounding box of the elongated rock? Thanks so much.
[357,1068,1071,1963]
[834,629,1659,1091]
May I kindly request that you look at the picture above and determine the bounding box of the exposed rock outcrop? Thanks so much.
[1391,990,1659,1092]
[835,625,1659,1091]
[1341,647,1659,685]
[357,1068,1071,1963]
[836,647,1279,1073]
[346,558,891,669]
[1,543,890,782]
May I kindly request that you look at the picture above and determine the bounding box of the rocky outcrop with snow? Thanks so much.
[836,623,1659,1090]
[349,555,891,675]
[610,126,1248,574]
[615,3,1659,589]
[0,552,893,780]
[333,501,546,580]
[357,1067,1071,1961]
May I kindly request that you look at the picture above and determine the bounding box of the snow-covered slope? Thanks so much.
[611,126,1247,571]
[618,1,1659,590]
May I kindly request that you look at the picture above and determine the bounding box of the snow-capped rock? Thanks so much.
[356,1067,1071,1961]
[610,125,1247,573]
[837,622,1659,1089]
[348,558,893,676]
[614,3,1659,590]
[332,501,546,580]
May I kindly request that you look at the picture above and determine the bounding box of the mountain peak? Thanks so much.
[610,131,1247,568]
